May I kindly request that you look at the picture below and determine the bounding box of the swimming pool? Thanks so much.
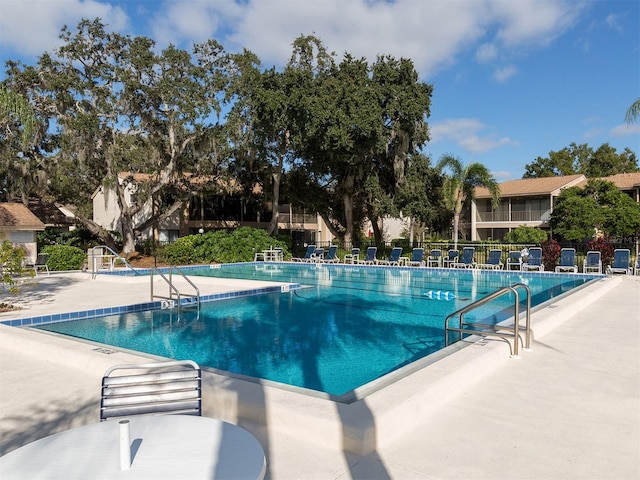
[36,263,597,397]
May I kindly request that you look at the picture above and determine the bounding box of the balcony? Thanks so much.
[476,209,551,223]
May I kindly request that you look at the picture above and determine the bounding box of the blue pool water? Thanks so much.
[37,264,596,397]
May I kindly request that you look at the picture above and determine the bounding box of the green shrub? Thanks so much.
[503,226,548,244]
[158,227,289,265]
[42,244,86,271]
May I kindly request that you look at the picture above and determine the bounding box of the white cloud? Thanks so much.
[476,43,498,63]
[490,0,586,47]
[0,0,129,57]
[610,123,640,137]
[605,13,622,33]
[493,65,518,82]
[430,118,518,153]
[1,0,588,81]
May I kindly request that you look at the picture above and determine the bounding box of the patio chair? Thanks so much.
[426,249,442,268]
[344,247,360,264]
[26,253,50,275]
[322,245,340,263]
[522,247,544,271]
[635,256,640,276]
[377,247,403,266]
[355,246,378,264]
[506,251,522,270]
[310,247,325,262]
[555,248,578,273]
[408,248,425,267]
[443,250,459,268]
[609,249,631,275]
[477,249,503,270]
[583,250,602,274]
[291,245,316,262]
[100,360,201,422]
[453,247,475,268]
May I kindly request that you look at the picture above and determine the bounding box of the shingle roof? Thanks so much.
[0,203,46,231]
[599,172,640,190]
[475,174,586,198]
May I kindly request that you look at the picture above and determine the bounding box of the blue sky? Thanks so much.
[1,0,638,180]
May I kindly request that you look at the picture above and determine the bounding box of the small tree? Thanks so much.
[0,241,34,294]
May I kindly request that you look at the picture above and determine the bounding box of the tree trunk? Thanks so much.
[267,153,284,235]
[343,191,354,245]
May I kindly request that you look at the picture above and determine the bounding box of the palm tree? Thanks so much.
[626,98,640,124]
[436,154,500,249]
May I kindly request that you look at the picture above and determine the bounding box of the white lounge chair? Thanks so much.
[522,247,544,272]
[609,249,631,274]
[555,248,577,273]
[583,251,602,274]
[477,249,503,270]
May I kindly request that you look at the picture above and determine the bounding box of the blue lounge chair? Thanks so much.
[523,247,544,271]
[477,249,503,270]
[443,250,459,268]
[408,248,425,267]
[322,245,340,263]
[609,249,631,274]
[555,248,577,273]
[635,256,640,276]
[426,249,442,267]
[506,251,522,270]
[344,247,360,264]
[377,247,403,266]
[453,247,475,268]
[355,246,377,264]
[583,251,602,274]
[291,244,316,262]
[310,247,325,262]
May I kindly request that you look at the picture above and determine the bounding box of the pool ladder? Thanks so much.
[445,283,531,356]
[150,266,200,316]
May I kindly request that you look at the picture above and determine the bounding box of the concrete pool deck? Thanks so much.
[1,270,639,479]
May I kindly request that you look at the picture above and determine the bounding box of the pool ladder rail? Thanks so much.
[445,283,531,356]
[150,266,200,316]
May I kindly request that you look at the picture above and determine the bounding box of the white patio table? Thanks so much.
[0,415,266,480]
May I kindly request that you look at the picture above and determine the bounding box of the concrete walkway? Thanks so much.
[1,271,638,479]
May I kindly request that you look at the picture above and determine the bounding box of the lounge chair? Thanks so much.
[555,248,578,273]
[453,247,475,268]
[322,245,340,263]
[100,360,201,421]
[291,245,316,262]
[355,246,377,264]
[26,253,50,275]
[522,247,544,271]
[377,247,403,266]
[477,249,503,270]
[443,250,459,268]
[408,248,425,267]
[583,250,602,274]
[506,251,522,270]
[344,247,360,264]
[635,256,640,276]
[609,249,631,274]
[310,247,325,262]
[426,249,442,268]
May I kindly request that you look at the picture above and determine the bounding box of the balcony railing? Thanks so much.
[476,209,551,223]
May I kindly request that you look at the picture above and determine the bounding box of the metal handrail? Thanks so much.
[445,283,531,356]
[89,245,139,278]
[150,266,200,315]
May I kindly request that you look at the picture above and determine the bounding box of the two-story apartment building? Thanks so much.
[92,173,332,246]
[471,172,640,241]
